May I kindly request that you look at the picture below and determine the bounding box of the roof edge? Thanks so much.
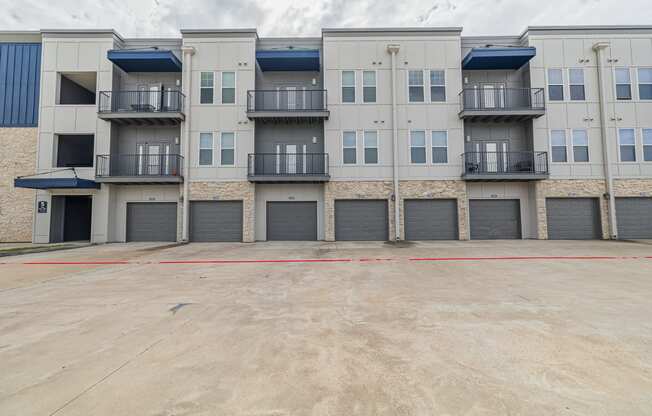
[323,27,462,35]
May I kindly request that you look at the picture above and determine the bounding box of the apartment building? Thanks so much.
[5,25,652,243]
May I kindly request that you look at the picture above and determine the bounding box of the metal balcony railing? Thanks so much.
[247,153,329,177]
[462,151,549,177]
[98,90,185,113]
[246,89,327,112]
[96,154,183,178]
[459,87,545,112]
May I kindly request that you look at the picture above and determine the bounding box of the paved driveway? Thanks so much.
[1,240,652,415]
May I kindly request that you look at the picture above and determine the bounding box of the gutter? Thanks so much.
[387,44,401,241]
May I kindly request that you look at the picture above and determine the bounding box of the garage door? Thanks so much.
[616,197,652,239]
[546,198,601,240]
[470,199,521,239]
[190,201,243,242]
[126,202,177,242]
[404,199,458,240]
[335,200,388,241]
[267,201,317,241]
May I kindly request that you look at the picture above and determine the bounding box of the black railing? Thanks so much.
[98,90,185,113]
[462,151,549,176]
[459,87,545,112]
[247,90,327,112]
[96,154,183,178]
[248,153,329,177]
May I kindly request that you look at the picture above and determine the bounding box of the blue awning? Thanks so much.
[14,177,100,190]
[256,50,320,71]
[108,49,182,73]
[462,47,536,70]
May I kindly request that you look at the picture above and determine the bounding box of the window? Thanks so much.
[643,129,652,161]
[58,72,97,105]
[221,72,235,104]
[199,133,213,165]
[220,132,235,165]
[618,128,636,162]
[430,70,446,102]
[342,131,357,164]
[431,131,448,163]
[569,68,586,101]
[550,130,568,163]
[615,68,632,100]
[548,69,564,101]
[572,129,589,162]
[342,71,355,103]
[410,130,426,163]
[638,68,652,100]
[200,72,214,104]
[56,134,94,167]
[362,71,376,103]
[408,70,425,102]
[363,131,378,164]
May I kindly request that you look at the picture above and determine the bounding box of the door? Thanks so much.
[546,198,602,240]
[149,84,160,110]
[616,197,652,239]
[266,201,317,241]
[469,199,521,239]
[137,144,165,175]
[481,83,505,109]
[190,201,243,242]
[485,142,499,172]
[126,202,177,242]
[335,200,389,241]
[404,199,458,240]
[276,144,298,174]
[286,87,297,110]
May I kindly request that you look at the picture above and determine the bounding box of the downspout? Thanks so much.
[387,44,401,241]
[593,42,618,239]
[181,46,195,242]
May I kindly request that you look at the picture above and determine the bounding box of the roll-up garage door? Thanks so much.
[266,201,317,241]
[190,201,243,242]
[546,198,601,240]
[126,202,177,242]
[616,197,652,239]
[335,200,388,241]
[404,199,458,240]
[469,199,521,239]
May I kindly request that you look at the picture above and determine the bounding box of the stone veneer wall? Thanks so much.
[612,179,652,197]
[0,128,37,242]
[188,181,256,242]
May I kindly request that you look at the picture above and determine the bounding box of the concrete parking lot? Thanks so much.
[1,240,652,415]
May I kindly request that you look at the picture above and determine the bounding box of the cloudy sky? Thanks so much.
[0,0,650,37]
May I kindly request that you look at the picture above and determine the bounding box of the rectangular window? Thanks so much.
[220,132,235,165]
[200,72,214,104]
[569,68,586,101]
[410,130,426,163]
[408,70,425,102]
[430,70,446,102]
[362,71,376,103]
[548,69,564,101]
[638,68,652,100]
[431,131,448,163]
[199,132,213,166]
[572,129,589,162]
[615,68,632,100]
[550,130,568,163]
[342,131,357,164]
[363,131,378,164]
[342,71,355,103]
[618,128,637,162]
[221,72,235,104]
[643,129,652,161]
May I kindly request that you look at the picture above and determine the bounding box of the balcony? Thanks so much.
[95,154,183,184]
[462,151,549,181]
[98,90,185,126]
[247,153,329,183]
[246,90,329,121]
[459,88,545,122]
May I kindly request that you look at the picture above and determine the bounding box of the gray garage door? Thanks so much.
[190,201,243,242]
[546,198,601,240]
[470,199,521,240]
[404,199,458,240]
[267,201,317,241]
[616,197,652,239]
[335,200,388,241]
[126,202,177,242]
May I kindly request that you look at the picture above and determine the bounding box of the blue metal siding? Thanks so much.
[0,43,41,127]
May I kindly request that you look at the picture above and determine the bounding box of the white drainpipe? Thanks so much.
[387,44,401,241]
[181,46,195,242]
[593,42,618,239]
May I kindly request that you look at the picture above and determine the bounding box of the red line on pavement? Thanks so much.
[409,256,640,261]
[21,261,131,265]
[158,258,353,264]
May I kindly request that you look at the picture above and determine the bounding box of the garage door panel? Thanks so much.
[335,200,388,241]
[404,199,458,240]
[267,201,317,241]
[616,197,652,239]
[470,199,521,240]
[547,198,601,240]
[190,201,243,242]
[126,202,177,242]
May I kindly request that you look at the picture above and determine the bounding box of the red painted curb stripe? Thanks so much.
[158,258,353,264]
[21,261,131,265]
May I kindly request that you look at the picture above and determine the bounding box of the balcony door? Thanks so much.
[472,141,508,173]
[137,143,169,175]
[275,144,307,175]
[481,83,505,109]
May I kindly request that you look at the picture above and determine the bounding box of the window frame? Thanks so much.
[342,130,357,165]
[638,68,652,100]
[571,129,590,163]
[219,131,236,166]
[409,130,427,164]
[431,130,448,164]
[200,71,214,104]
[618,128,637,163]
[429,70,446,103]
[615,67,632,101]
[549,129,568,163]
[407,70,425,103]
[198,132,214,166]
[547,68,564,101]
[341,70,356,104]
[568,68,586,101]
[221,71,236,105]
[643,128,652,162]
[362,70,377,104]
[362,130,379,164]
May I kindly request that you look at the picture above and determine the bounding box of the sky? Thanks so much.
[0,0,650,38]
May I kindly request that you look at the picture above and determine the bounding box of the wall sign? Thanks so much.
[37,201,47,213]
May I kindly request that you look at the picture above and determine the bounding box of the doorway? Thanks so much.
[470,141,509,173]
[50,195,92,243]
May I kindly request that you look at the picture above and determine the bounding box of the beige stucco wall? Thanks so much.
[0,128,37,242]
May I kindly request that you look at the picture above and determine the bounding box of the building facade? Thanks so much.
[5,25,652,243]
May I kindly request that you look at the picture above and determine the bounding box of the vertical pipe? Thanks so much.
[181,46,195,242]
[387,44,401,241]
